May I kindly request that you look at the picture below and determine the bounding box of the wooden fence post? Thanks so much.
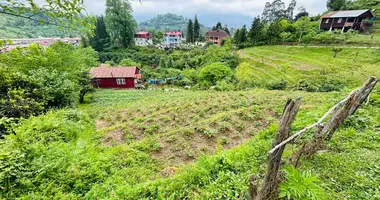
[249,98,301,200]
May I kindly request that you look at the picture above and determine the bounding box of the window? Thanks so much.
[325,19,329,23]
[338,18,342,23]
[116,78,126,85]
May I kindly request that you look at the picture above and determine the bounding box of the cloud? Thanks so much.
[83,0,327,26]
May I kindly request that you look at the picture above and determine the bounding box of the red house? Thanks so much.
[90,65,141,89]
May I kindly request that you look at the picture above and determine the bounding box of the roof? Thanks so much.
[136,32,150,35]
[90,65,139,78]
[166,32,182,36]
[205,30,230,37]
[321,9,373,18]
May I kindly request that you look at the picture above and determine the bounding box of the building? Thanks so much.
[320,9,375,32]
[205,30,230,46]
[134,32,153,46]
[164,32,182,47]
[90,64,141,89]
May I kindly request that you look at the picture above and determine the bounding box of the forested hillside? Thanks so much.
[0,14,79,38]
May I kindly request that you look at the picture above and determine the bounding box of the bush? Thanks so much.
[215,80,235,91]
[266,79,288,90]
[197,62,234,87]
[294,77,346,92]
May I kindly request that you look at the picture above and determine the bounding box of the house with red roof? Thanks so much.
[90,64,141,89]
[205,30,230,46]
[164,32,182,47]
[320,9,374,32]
[134,32,153,46]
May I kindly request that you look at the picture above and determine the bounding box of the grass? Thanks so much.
[76,87,380,199]
[238,46,380,90]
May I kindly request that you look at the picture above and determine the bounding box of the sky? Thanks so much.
[85,0,328,27]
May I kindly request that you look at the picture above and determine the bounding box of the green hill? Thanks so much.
[0,13,79,39]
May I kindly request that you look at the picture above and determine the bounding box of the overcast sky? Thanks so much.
[85,0,328,27]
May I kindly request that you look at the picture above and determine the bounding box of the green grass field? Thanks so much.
[238,46,380,90]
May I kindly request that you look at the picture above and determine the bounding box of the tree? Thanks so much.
[294,7,309,21]
[286,0,297,20]
[89,15,111,52]
[78,72,95,103]
[262,0,286,23]
[294,17,312,45]
[0,0,95,34]
[327,0,347,11]
[186,19,194,43]
[267,20,283,44]
[223,25,231,35]
[105,0,137,48]
[248,16,265,45]
[159,56,167,68]
[213,22,223,30]
[166,56,175,68]
[193,15,201,42]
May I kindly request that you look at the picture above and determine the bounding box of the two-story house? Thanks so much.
[205,30,230,46]
[164,32,182,47]
[134,32,153,46]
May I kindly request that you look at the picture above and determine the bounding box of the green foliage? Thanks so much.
[119,58,139,66]
[105,0,137,48]
[267,79,288,90]
[197,62,234,88]
[89,15,111,52]
[0,0,95,35]
[215,80,235,91]
[193,15,201,42]
[186,19,194,43]
[327,0,349,11]
[280,166,326,200]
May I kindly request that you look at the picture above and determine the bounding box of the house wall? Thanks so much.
[97,78,135,89]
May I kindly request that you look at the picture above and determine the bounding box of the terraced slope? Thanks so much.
[238,46,380,89]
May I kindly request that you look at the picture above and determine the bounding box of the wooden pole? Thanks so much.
[250,98,301,200]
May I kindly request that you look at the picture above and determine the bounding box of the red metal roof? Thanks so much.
[165,32,182,36]
[321,10,372,19]
[205,30,230,37]
[90,66,139,78]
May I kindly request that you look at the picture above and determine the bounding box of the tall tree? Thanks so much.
[262,0,286,23]
[327,0,347,11]
[193,15,201,42]
[213,22,223,30]
[286,0,297,20]
[105,0,137,48]
[186,19,194,43]
[294,7,309,21]
[89,15,111,52]
[239,25,248,43]
[223,25,231,35]
[248,16,264,45]
[267,20,283,44]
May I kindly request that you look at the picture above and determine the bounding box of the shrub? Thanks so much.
[280,166,326,200]
[197,62,234,87]
[215,80,235,91]
[266,79,288,90]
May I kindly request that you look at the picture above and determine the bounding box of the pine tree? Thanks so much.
[193,15,200,42]
[186,19,194,43]
[248,16,264,45]
[223,25,230,35]
[166,56,175,68]
[213,22,223,30]
[240,25,248,43]
[89,15,111,51]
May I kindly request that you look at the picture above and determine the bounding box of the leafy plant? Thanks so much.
[279,166,326,200]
